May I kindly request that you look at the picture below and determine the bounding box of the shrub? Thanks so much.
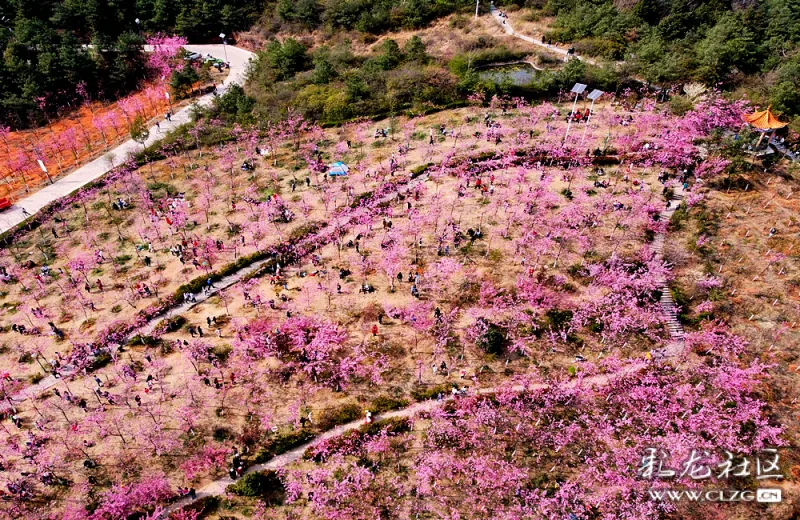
[359,416,410,437]
[670,203,689,230]
[411,383,453,401]
[350,191,373,208]
[173,495,220,519]
[544,309,574,331]
[567,263,587,278]
[213,426,232,442]
[670,285,691,324]
[211,84,257,124]
[288,221,323,242]
[226,470,285,505]
[175,250,270,296]
[370,395,409,414]
[487,249,503,263]
[316,402,362,431]
[29,373,44,384]
[588,319,604,333]
[127,335,159,347]
[254,429,316,462]
[455,280,481,305]
[146,182,174,192]
[410,163,433,179]
[477,321,507,355]
[212,344,232,362]
[573,38,626,60]
[89,352,112,370]
[155,315,186,333]
[669,95,695,116]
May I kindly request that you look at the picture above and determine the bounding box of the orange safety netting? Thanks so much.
[741,106,788,130]
[0,83,171,202]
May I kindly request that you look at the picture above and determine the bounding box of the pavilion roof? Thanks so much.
[742,106,788,130]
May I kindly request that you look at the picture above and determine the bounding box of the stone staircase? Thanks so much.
[652,185,686,358]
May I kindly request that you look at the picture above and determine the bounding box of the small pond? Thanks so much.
[478,63,539,85]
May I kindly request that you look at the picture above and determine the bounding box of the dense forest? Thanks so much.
[2,0,799,128]
[0,0,261,127]
[272,0,476,32]
[0,0,488,127]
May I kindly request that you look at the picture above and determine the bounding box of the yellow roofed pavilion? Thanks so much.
[742,106,788,130]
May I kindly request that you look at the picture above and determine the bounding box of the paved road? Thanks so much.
[0,44,255,235]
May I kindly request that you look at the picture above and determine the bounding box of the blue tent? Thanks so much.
[328,161,349,176]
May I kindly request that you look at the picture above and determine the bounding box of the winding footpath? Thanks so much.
[159,363,648,518]
[489,4,598,66]
[156,182,690,517]
[0,44,255,235]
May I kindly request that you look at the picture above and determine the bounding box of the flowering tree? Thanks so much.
[234,316,383,390]
[90,474,173,519]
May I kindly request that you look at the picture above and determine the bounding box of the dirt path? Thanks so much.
[489,4,598,66]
